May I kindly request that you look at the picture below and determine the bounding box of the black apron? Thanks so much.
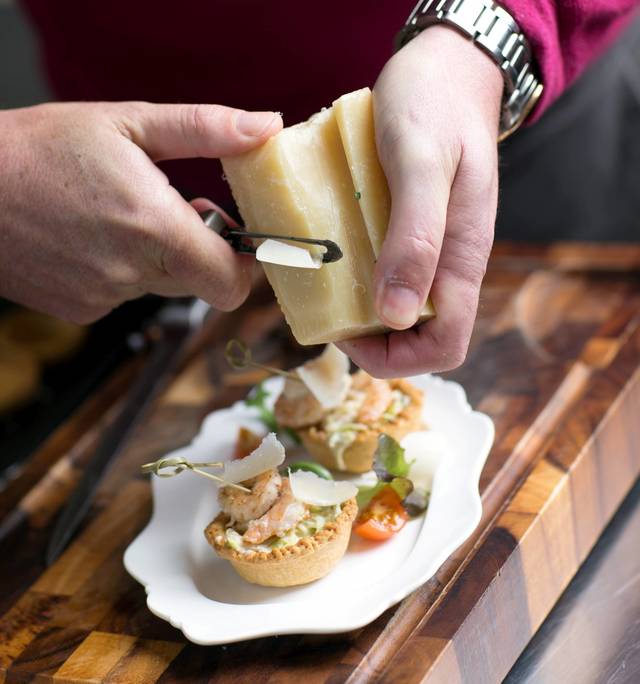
[497,15,640,242]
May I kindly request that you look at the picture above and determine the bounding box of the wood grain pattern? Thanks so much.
[0,243,638,684]
[53,632,137,682]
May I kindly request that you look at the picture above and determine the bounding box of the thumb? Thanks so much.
[117,102,282,161]
[374,139,453,330]
[152,193,254,311]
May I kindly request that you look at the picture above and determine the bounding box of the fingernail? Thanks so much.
[381,283,422,329]
[236,111,278,137]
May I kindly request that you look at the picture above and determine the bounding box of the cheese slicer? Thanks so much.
[199,209,343,269]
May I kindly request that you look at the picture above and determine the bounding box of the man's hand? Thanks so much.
[340,26,503,377]
[0,102,282,323]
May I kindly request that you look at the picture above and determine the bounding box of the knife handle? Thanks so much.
[199,210,255,255]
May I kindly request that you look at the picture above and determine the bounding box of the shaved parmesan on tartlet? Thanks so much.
[281,376,314,400]
[296,344,351,409]
[289,469,358,506]
[222,433,285,484]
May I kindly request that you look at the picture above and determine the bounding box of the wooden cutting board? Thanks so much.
[0,243,639,684]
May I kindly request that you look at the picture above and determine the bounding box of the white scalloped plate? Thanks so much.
[124,374,494,645]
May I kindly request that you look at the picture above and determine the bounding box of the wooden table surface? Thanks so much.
[0,242,639,684]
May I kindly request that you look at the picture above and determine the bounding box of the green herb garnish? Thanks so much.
[245,382,279,432]
[356,435,418,512]
[356,481,386,509]
[389,476,413,500]
[375,434,415,478]
[356,477,413,510]
[287,461,333,480]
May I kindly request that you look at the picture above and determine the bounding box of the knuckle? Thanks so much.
[110,263,145,290]
[380,113,446,167]
[182,104,223,144]
[424,328,469,372]
[86,259,137,296]
[405,231,440,271]
[111,101,150,139]
[442,231,492,286]
[153,219,192,279]
[446,342,469,369]
[419,289,476,372]
[185,103,208,140]
[385,230,440,290]
[133,208,175,274]
[212,275,250,311]
[381,104,426,141]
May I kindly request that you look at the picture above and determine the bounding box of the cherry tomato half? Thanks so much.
[354,486,408,541]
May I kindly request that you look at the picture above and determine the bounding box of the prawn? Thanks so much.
[243,478,307,544]
[351,371,393,424]
[274,378,325,429]
[218,469,282,524]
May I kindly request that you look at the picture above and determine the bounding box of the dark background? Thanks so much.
[0,0,49,107]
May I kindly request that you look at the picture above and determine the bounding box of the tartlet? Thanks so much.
[298,378,424,473]
[205,498,357,587]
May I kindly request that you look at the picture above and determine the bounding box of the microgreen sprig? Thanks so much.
[224,339,301,382]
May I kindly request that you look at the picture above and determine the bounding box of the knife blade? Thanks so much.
[200,209,342,267]
[45,299,208,566]
[255,239,322,269]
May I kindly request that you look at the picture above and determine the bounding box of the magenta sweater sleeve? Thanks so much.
[501,1,639,122]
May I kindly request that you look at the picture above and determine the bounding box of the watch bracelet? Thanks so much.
[396,0,543,139]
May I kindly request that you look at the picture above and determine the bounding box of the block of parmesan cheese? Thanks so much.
[222,88,435,346]
[333,88,390,259]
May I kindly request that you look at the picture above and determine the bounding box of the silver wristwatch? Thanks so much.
[396,0,543,141]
